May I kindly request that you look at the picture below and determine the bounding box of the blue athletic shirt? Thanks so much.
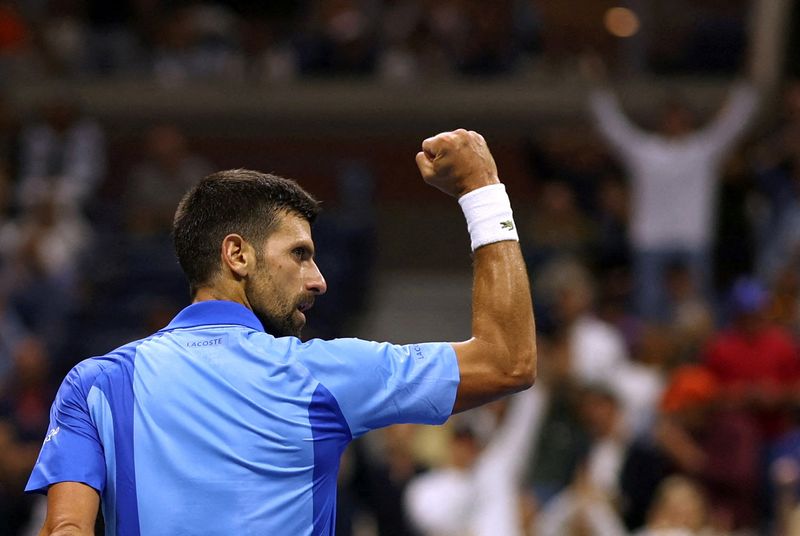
[26,300,460,535]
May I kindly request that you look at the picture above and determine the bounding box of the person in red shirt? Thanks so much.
[619,365,761,532]
[704,278,800,440]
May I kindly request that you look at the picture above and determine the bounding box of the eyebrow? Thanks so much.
[293,240,315,257]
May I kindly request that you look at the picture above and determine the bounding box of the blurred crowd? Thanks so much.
[327,77,800,535]
[0,1,798,535]
[0,0,749,83]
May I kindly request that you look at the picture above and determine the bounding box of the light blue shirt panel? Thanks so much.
[87,386,118,536]
[132,326,321,536]
[288,337,460,437]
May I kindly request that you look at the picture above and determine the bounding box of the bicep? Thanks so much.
[451,339,530,413]
[40,482,99,536]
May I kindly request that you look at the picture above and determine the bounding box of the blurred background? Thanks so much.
[0,0,799,534]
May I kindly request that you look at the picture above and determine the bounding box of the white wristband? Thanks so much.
[458,183,519,251]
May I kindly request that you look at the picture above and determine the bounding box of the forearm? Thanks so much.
[40,482,100,536]
[471,240,535,383]
[416,129,537,412]
[452,240,536,410]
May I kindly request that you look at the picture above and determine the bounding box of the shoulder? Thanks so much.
[60,335,162,397]
[233,332,391,367]
[282,336,400,358]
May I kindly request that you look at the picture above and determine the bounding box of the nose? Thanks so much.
[306,260,327,296]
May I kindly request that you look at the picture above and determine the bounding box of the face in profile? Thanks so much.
[244,212,327,337]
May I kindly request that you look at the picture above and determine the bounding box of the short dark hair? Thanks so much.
[173,169,320,295]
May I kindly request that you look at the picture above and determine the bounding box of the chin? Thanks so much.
[291,311,307,336]
[255,310,301,338]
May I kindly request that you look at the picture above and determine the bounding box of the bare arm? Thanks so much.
[581,55,646,159]
[588,89,647,159]
[38,482,99,536]
[415,129,536,413]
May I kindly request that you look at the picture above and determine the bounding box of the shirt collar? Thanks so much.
[162,300,265,332]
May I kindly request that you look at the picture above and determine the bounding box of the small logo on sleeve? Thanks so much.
[43,426,60,444]
[500,220,515,231]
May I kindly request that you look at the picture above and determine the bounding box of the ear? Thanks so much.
[220,234,256,279]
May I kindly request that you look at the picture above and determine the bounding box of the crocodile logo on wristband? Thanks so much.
[500,220,515,231]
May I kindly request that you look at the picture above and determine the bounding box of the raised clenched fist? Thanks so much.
[415,129,500,198]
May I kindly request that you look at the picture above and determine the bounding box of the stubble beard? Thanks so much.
[258,307,301,338]
[245,273,304,338]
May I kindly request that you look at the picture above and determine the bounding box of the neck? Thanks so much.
[193,283,250,309]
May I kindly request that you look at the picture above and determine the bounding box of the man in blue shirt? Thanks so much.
[26,129,536,535]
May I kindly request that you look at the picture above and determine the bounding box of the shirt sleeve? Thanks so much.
[25,362,106,495]
[295,338,460,437]
[696,83,759,158]
[588,88,649,160]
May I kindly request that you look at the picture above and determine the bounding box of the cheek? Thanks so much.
[251,271,281,307]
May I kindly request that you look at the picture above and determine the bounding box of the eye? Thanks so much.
[293,247,310,261]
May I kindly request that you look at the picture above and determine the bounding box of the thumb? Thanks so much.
[415,151,435,178]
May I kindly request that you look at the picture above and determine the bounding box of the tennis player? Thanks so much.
[25,129,536,535]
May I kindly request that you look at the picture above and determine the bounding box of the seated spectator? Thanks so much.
[536,257,629,386]
[152,4,243,85]
[767,261,800,337]
[578,384,629,499]
[521,182,596,271]
[751,81,800,282]
[296,0,378,76]
[0,93,20,187]
[0,189,91,349]
[339,424,426,536]
[620,365,760,532]
[0,336,55,534]
[524,333,591,506]
[704,278,800,441]
[37,1,89,77]
[17,97,105,209]
[125,123,212,237]
[0,289,28,387]
[536,464,627,536]
[632,476,712,536]
[0,1,39,80]
[609,324,670,438]
[664,262,715,363]
[454,1,519,76]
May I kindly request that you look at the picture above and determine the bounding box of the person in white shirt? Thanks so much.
[404,388,546,536]
[585,59,758,320]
